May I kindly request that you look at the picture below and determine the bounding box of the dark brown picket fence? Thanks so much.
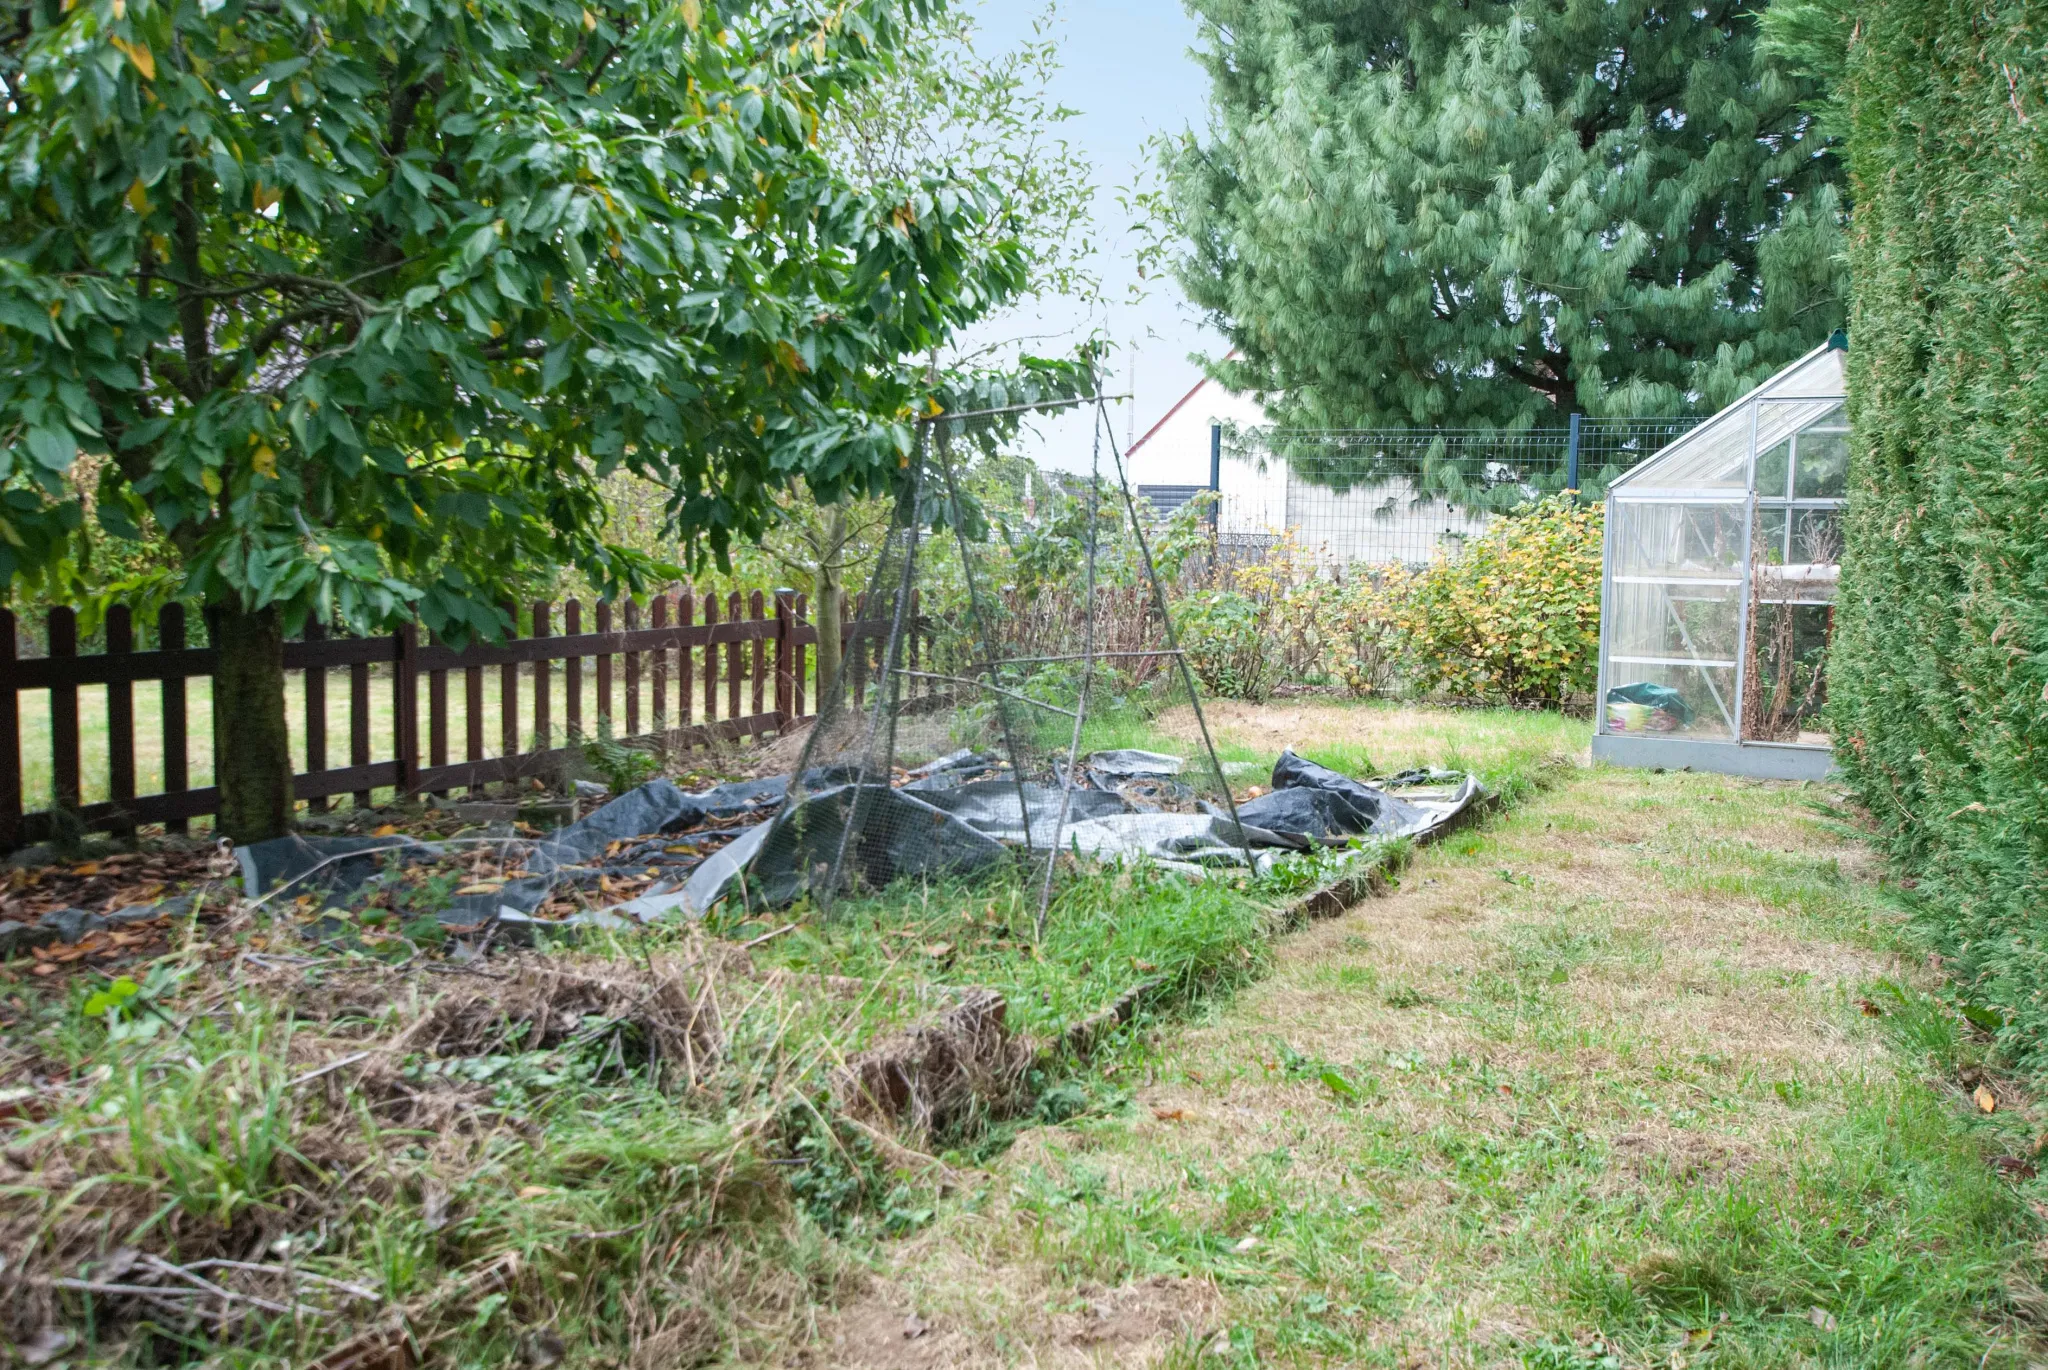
[0,587,927,848]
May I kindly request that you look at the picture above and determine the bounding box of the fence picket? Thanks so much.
[499,604,519,764]
[678,589,694,732]
[48,608,80,818]
[651,593,669,737]
[722,591,740,725]
[304,619,328,813]
[596,600,613,729]
[532,602,552,753]
[0,609,17,848]
[624,599,641,737]
[429,628,449,799]
[160,605,188,832]
[106,606,136,837]
[564,600,583,740]
[350,641,371,809]
[750,590,766,718]
[700,592,718,724]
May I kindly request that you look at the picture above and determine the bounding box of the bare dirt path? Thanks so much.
[786,760,2037,1368]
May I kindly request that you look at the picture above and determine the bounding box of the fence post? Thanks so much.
[1208,421,1223,538]
[1566,412,1583,497]
[0,608,18,850]
[304,618,328,812]
[48,607,79,820]
[394,623,419,797]
[773,589,796,724]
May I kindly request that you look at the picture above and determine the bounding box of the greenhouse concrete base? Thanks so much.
[1592,734,1837,782]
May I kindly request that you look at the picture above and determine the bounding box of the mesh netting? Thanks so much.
[759,400,1250,928]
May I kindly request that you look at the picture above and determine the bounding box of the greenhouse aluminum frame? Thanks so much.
[1593,340,1848,782]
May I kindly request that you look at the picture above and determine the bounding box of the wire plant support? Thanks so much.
[763,395,1253,932]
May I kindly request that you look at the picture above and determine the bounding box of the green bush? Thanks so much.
[1809,0,2048,1072]
[1394,495,1604,707]
[1178,588,1277,702]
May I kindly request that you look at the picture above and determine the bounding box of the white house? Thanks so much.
[1125,368,1491,567]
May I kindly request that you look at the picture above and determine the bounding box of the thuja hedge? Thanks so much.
[1828,0,2048,1065]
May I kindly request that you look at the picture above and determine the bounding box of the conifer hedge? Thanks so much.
[1827,0,2048,1061]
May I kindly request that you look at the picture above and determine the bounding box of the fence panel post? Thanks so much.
[48,607,80,820]
[106,605,136,838]
[160,605,188,831]
[773,589,795,724]
[1566,412,1583,497]
[0,608,18,849]
[624,598,642,736]
[394,622,419,797]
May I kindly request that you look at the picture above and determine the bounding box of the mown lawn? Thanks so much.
[791,753,2046,1367]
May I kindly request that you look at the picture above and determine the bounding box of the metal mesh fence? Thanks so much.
[751,401,1251,927]
[1214,417,1701,567]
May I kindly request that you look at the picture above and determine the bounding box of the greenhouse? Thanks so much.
[1594,339,1848,780]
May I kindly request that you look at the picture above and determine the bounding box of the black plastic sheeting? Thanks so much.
[234,774,803,940]
[233,749,1482,935]
[1234,750,1434,842]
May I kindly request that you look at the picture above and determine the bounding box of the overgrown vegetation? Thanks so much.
[0,704,1576,1365]
[1768,0,2048,1076]
[1170,497,1604,708]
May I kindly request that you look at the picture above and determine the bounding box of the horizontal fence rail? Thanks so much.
[0,587,929,848]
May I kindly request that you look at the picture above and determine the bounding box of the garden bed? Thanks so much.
[0,701,1580,1366]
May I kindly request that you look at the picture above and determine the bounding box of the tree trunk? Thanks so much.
[213,601,294,843]
[812,503,848,722]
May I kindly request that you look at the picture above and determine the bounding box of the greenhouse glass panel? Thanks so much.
[1595,341,1848,780]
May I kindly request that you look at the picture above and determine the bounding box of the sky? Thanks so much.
[957,0,1228,472]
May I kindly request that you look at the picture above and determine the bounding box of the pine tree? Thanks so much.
[1163,0,1850,427]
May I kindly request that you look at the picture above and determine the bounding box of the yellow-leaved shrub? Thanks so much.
[1392,495,1603,707]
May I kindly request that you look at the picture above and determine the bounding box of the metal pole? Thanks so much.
[1566,412,1583,497]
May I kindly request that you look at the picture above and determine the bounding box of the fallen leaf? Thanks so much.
[1684,1326,1715,1349]
[1807,1306,1837,1332]
[454,883,504,896]
[1320,1068,1361,1101]
[922,942,954,959]
[1993,1155,2038,1180]
[30,964,57,977]
[1233,1236,1260,1253]
[1152,1108,1187,1122]
[517,1185,551,1199]
[1857,997,1884,1017]
[902,1313,928,1340]
[372,824,398,837]
[1976,1084,1999,1114]
[70,862,100,877]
